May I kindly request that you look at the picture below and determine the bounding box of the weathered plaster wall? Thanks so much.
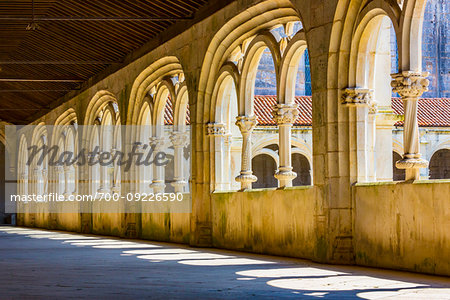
[211,187,317,259]
[354,180,450,276]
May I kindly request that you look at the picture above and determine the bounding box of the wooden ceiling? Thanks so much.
[0,0,215,124]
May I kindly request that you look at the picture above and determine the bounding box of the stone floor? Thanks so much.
[0,226,449,299]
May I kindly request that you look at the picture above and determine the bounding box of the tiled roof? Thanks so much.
[164,101,190,125]
[254,95,312,126]
[164,96,450,127]
[391,98,450,127]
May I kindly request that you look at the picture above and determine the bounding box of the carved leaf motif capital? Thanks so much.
[206,123,226,136]
[170,131,189,147]
[272,103,299,125]
[149,137,167,152]
[391,71,429,98]
[235,116,257,135]
[341,88,374,106]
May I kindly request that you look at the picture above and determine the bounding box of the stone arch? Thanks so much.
[400,0,428,71]
[252,147,279,167]
[153,77,176,136]
[173,82,189,132]
[198,0,300,124]
[127,56,183,125]
[292,152,311,186]
[239,31,281,115]
[278,30,307,104]
[252,153,278,189]
[211,62,240,129]
[429,149,450,179]
[29,123,49,196]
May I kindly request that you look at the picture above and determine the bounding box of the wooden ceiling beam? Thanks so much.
[0,78,83,83]
[0,61,121,65]
[0,16,193,22]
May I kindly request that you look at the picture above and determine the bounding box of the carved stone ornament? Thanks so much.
[272,103,299,125]
[235,116,257,135]
[206,123,226,136]
[391,71,429,98]
[341,88,374,107]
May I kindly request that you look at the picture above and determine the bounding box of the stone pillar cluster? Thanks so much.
[391,71,429,180]
[235,115,257,190]
[272,103,299,187]
[170,131,189,193]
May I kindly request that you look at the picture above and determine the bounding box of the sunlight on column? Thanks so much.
[93,243,160,249]
[236,267,347,278]
[357,288,450,299]
[267,276,427,291]
[179,258,277,266]
[136,253,230,261]
[27,234,96,239]
[123,249,197,255]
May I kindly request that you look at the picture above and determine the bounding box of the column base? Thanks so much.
[395,157,428,169]
[235,173,257,190]
[274,169,297,187]
[171,180,187,193]
[150,181,166,193]
[396,157,428,181]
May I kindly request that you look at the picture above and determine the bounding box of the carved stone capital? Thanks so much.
[391,71,429,98]
[170,131,189,147]
[149,137,167,152]
[396,156,428,170]
[206,123,226,136]
[341,88,374,107]
[272,103,299,125]
[53,165,64,174]
[235,115,257,135]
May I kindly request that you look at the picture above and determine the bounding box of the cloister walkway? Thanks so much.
[0,226,449,299]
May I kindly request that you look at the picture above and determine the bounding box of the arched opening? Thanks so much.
[252,154,278,188]
[393,151,405,181]
[137,100,153,194]
[213,70,240,191]
[348,12,400,182]
[429,149,450,179]
[292,153,311,186]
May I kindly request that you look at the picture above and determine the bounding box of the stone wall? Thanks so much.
[211,187,317,259]
[353,180,450,276]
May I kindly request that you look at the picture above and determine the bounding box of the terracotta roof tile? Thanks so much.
[391,98,450,127]
[163,96,450,127]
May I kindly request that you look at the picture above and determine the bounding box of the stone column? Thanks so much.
[375,109,400,181]
[53,165,64,195]
[170,131,189,193]
[367,101,377,182]
[149,137,166,193]
[235,115,257,190]
[110,148,120,194]
[207,123,229,191]
[272,103,299,187]
[342,88,375,182]
[391,71,429,181]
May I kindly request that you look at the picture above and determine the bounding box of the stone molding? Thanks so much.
[235,115,257,134]
[341,88,375,107]
[170,131,189,147]
[272,103,299,125]
[149,137,167,152]
[206,123,226,136]
[391,71,429,98]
